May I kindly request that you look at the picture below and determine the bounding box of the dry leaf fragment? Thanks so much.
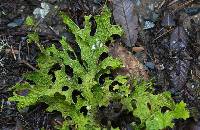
[132,47,144,52]
[5,48,19,54]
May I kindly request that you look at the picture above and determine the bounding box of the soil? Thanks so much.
[0,0,200,130]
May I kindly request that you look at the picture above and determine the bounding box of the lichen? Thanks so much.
[9,6,189,130]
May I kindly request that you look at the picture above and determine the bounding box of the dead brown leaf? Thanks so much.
[109,43,148,80]
[112,0,139,47]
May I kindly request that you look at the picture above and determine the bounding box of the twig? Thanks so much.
[20,60,37,71]
[168,0,179,7]
[10,45,16,60]
[0,57,5,67]
[171,0,194,14]
[0,99,4,112]
[18,41,22,60]
[157,0,166,10]
[153,28,174,42]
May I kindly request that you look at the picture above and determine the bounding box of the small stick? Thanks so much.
[18,42,22,60]
[157,0,166,10]
[10,45,16,60]
[0,57,5,67]
[172,0,194,13]
[0,99,4,112]
[20,60,37,71]
[155,27,164,36]
[168,0,179,7]
[54,118,63,126]
[153,28,174,42]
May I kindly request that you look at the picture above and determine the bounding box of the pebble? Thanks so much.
[143,20,155,30]
[33,2,50,19]
[145,62,155,69]
[184,7,200,16]
[7,18,24,28]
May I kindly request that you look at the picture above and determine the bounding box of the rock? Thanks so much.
[143,20,155,30]
[33,2,50,19]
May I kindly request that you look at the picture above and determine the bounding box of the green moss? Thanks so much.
[127,81,189,130]
[9,6,189,130]
[25,16,35,27]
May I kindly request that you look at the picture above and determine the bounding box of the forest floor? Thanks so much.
[0,0,200,130]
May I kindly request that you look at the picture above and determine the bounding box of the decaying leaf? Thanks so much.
[169,59,190,91]
[169,26,188,54]
[112,0,139,47]
[109,43,148,80]
[168,26,190,91]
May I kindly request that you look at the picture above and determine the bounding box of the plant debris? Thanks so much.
[112,0,139,47]
[109,42,148,80]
